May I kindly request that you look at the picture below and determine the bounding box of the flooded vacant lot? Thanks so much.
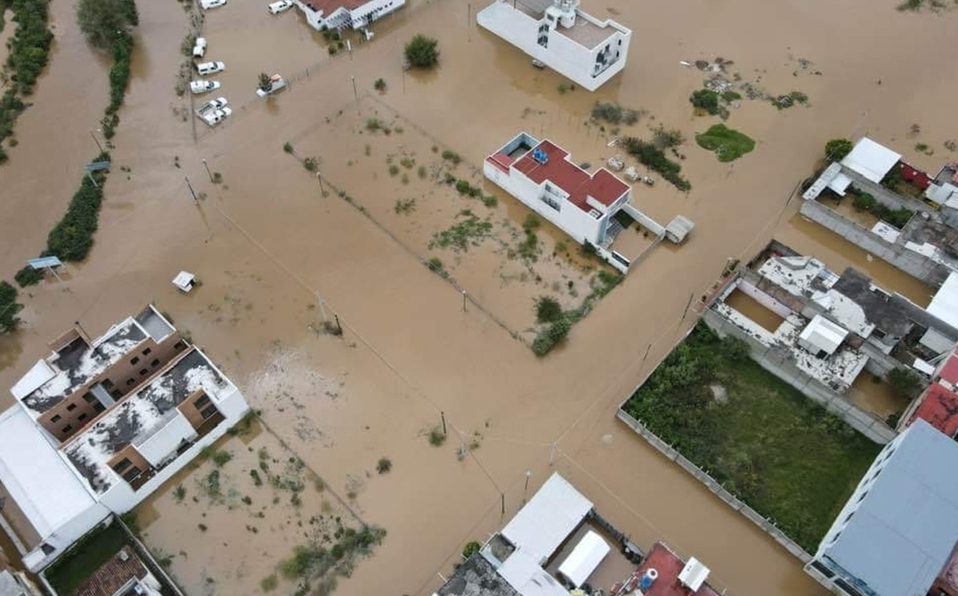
[2,0,958,594]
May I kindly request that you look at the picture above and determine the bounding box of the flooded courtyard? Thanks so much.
[2,0,958,594]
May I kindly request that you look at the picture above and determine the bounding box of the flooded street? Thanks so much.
[2,0,957,594]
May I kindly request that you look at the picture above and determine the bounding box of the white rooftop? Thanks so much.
[799,315,849,356]
[498,473,593,596]
[841,137,902,184]
[928,272,958,331]
[0,406,99,540]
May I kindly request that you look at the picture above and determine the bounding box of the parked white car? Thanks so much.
[204,107,232,126]
[189,79,221,94]
[196,61,225,75]
[268,0,293,13]
[203,97,229,111]
[192,37,207,58]
[201,0,226,9]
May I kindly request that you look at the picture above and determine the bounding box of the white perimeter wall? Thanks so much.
[23,503,112,572]
[349,0,405,28]
[736,279,794,319]
[484,161,600,244]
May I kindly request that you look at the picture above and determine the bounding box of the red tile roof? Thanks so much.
[612,543,721,596]
[73,547,148,596]
[908,383,958,438]
[512,140,629,212]
[487,152,514,173]
[940,355,958,386]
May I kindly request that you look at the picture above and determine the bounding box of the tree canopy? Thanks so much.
[404,34,439,69]
[825,138,853,162]
[76,0,139,49]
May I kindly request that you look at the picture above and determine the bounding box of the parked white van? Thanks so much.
[189,79,220,94]
[201,0,226,9]
[268,0,293,14]
[192,37,207,58]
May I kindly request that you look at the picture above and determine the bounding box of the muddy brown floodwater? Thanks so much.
[2,0,958,594]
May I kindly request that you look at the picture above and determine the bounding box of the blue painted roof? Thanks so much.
[825,420,958,596]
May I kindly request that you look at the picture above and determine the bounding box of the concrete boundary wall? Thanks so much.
[624,204,666,236]
[703,308,896,444]
[800,200,950,287]
[615,409,813,563]
[736,279,794,319]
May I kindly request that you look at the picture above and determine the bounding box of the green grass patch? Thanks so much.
[46,523,128,595]
[695,124,755,162]
[621,325,880,551]
[429,212,493,252]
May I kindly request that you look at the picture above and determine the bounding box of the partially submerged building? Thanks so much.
[433,473,720,596]
[477,0,631,91]
[806,420,958,596]
[802,137,958,288]
[292,0,404,31]
[484,132,693,273]
[706,241,958,442]
[0,306,249,571]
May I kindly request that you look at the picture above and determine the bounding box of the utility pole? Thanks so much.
[351,76,359,114]
[90,130,103,153]
[202,159,214,182]
[185,176,199,203]
[189,90,197,143]
[317,172,326,197]
[461,290,467,312]
[441,411,447,436]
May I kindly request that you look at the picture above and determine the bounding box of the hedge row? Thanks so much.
[0,0,54,163]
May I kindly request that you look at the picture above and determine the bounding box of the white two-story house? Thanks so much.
[293,0,405,31]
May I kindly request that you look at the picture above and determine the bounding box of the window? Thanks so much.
[93,402,106,414]
[810,560,835,579]
[102,379,115,390]
[51,414,62,423]
[194,395,212,409]
[67,403,77,412]
[151,359,160,368]
[142,347,152,356]
[200,405,218,420]
[78,413,88,422]
[113,458,132,473]
[131,356,140,365]
[110,389,123,400]
[834,579,866,596]
[83,392,97,404]
[174,341,187,351]
[122,466,142,483]
[62,425,73,434]
[139,369,148,377]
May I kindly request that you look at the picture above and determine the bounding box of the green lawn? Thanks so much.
[46,523,128,595]
[695,124,756,162]
[622,325,880,552]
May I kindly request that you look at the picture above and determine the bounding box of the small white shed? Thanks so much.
[798,315,849,357]
[557,530,610,588]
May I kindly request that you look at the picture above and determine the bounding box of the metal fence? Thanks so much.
[615,409,813,564]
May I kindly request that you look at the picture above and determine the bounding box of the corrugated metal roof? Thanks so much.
[841,137,902,184]
[928,272,958,331]
[824,420,958,596]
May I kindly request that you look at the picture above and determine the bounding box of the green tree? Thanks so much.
[404,34,439,68]
[258,72,272,93]
[76,0,138,49]
[0,281,23,334]
[886,368,922,399]
[535,296,562,324]
[689,89,721,115]
[462,541,481,558]
[825,138,853,162]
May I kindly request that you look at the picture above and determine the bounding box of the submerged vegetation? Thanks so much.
[531,270,621,356]
[622,136,692,191]
[0,0,54,164]
[695,124,756,162]
[622,325,880,551]
[0,281,23,333]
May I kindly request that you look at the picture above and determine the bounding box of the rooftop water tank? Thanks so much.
[639,568,658,590]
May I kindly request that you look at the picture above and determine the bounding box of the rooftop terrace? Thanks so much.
[614,543,721,596]
[64,349,232,494]
[18,320,146,417]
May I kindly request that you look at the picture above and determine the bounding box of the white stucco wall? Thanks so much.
[294,0,404,30]
[477,1,630,91]
[484,161,602,244]
[135,413,198,467]
[22,503,112,572]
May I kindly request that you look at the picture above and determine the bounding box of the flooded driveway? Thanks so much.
[2,0,958,594]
